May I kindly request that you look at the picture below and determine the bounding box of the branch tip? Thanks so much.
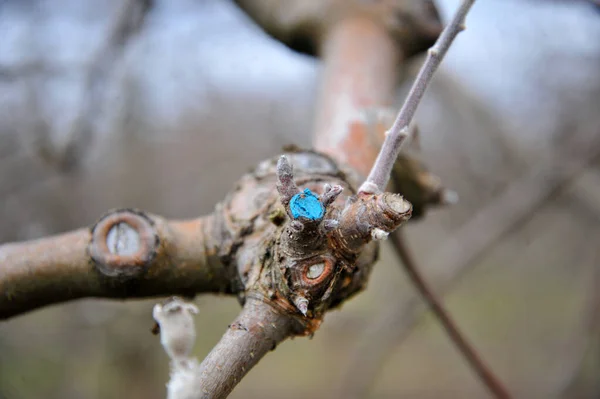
[321,184,344,207]
[290,220,305,232]
[294,296,309,316]
[322,219,340,233]
[276,155,299,207]
[428,48,440,57]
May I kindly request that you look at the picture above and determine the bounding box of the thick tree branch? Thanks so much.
[312,3,441,179]
[359,0,476,194]
[313,13,402,176]
[0,209,230,319]
[180,298,303,399]
[234,0,440,62]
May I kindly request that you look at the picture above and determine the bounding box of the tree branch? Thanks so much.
[0,209,230,319]
[390,230,511,398]
[338,131,600,397]
[153,297,304,399]
[310,4,453,220]
[312,2,441,179]
[175,297,303,399]
[233,0,440,67]
[313,12,402,176]
[359,0,476,194]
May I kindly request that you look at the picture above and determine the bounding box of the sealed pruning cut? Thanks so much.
[290,188,325,220]
[219,150,411,321]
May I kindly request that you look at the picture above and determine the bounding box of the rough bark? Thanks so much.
[184,298,304,399]
[0,211,230,319]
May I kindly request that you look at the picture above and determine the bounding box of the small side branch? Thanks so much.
[338,130,600,398]
[0,209,229,319]
[360,0,476,193]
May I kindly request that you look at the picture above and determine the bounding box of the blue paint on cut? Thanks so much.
[290,188,324,220]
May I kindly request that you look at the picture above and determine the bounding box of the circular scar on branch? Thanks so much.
[290,189,325,220]
[88,209,159,278]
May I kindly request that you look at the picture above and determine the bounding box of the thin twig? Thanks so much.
[338,132,600,398]
[359,0,476,194]
[391,230,511,398]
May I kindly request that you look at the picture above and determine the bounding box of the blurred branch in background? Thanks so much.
[556,168,600,396]
[389,229,510,398]
[26,0,151,170]
[559,228,600,398]
[337,125,600,397]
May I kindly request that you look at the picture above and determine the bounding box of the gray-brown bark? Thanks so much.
[0,210,230,319]
[185,298,304,399]
[360,0,475,194]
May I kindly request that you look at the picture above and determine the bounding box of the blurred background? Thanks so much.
[1,0,599,397]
